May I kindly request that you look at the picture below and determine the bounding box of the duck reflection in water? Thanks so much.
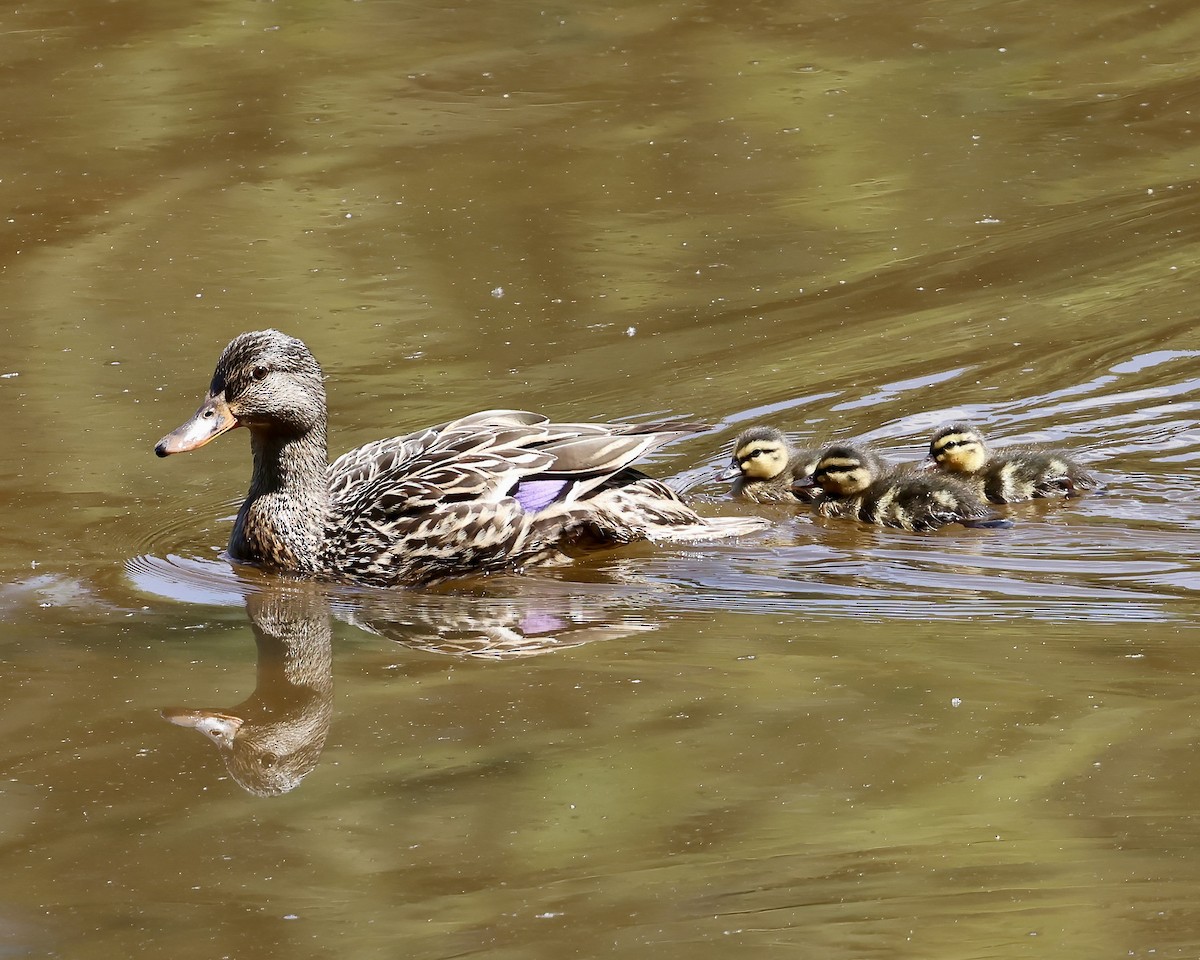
[161,575,651,795]
[339,583,652,659]
[162,585,334,798]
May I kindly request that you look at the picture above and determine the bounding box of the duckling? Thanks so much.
[927,422,1097,504]
[719,426,821,503]
[806,444,1012,531]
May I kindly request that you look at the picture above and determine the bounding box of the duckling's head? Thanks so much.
[156,330,326,456]
[928,422,988,474]
[811,444,881,497]
[723,426,791,481]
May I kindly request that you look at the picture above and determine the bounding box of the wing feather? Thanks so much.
[319,409,737,583]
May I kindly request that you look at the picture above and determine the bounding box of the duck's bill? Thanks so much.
[155,395,239,456]
[160,708,244,747]
[716,464,740,481]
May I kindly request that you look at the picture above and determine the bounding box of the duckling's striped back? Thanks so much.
[928,422,1097,504]
[812,443,1011,531]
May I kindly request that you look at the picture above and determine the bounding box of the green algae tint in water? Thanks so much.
[1,0,1199,957]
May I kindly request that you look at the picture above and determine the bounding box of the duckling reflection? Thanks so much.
[162,586,333,798]
[927,422,1098,503]
[807,443,1013,531]
[720,426,821,503]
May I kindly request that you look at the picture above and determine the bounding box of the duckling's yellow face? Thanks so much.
[813,448,875,496]
[732,437,789,481]
[929,427,987,474]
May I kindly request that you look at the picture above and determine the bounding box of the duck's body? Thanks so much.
[155,331,768,586]
[720,426,821,504]
[808,444,1011,531]
[927,423,1097,504]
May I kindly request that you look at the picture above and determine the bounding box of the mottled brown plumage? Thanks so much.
[927,422,1098,503]
[808,443,1011,531]
[155,330,768,585]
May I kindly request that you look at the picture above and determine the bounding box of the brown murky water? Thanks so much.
[2,0,1200,956]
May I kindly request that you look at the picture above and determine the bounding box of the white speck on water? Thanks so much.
[951,697,962,707]
[625,326,636,336]
[491,286,504,298]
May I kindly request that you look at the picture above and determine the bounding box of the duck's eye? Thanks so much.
[251,366,269,381]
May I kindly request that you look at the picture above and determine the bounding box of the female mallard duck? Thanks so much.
[805,443,1012,531]
[927,422,1097,503]
[719,426,820,503]
[155,330,769,586]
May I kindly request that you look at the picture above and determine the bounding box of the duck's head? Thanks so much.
[928,422,988,474]
[720,426,791,482]
[811,444,880,497]
[155,330,326,456]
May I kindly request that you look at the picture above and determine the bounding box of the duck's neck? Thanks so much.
[229,422,330,573]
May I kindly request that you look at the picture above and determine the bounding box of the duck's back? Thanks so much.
[322,410,764,584]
